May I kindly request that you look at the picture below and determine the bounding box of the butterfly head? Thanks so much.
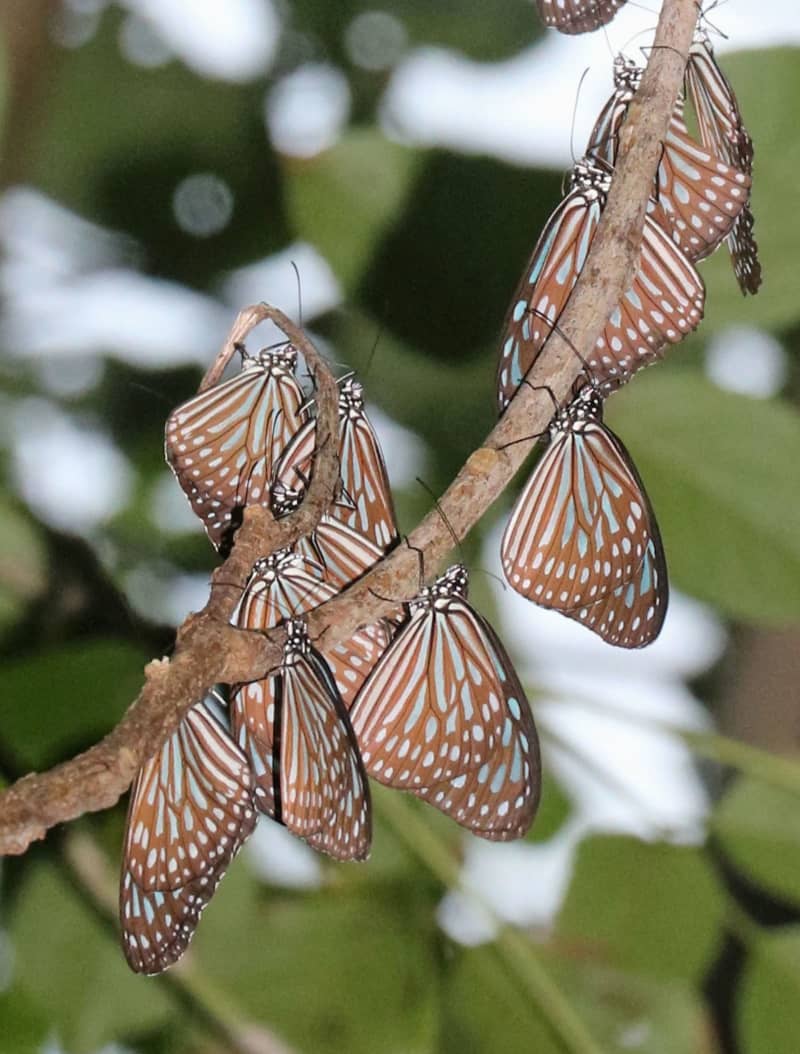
[411,563,469,614]
[569,158,612,199]
[613,54,642,94]
[552,386,604,437]
[251,547,302,587]
[248,343,298,374]
[339,376,365,418]
[271,481,304,518]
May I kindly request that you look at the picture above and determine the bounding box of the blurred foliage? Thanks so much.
[0,2,799,1054]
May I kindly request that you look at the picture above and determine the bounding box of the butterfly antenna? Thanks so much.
[570,66,591,165]
[290,259,304,328]
[362,324,384,379]
[414,476,464,564]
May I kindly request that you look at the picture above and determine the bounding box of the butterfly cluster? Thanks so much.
[122,349,541,973]
[497,31,759,647]
[119,25,759,977]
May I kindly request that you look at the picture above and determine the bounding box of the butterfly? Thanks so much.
[350,564,541,840]
[496,155,705,408]
[323,619,395,707]
[271,482,385,592]
[686,29,761,294]
[231,600,372,861]
[500,385,667,648]
[273,377,399,553]
[587,55,751,263]
[534,0,627,34]
[165,344,307,552]
[120,692,257,974]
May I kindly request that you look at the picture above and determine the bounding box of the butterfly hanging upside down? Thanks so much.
[500,385,668,648]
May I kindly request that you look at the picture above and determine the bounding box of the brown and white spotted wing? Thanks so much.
[120,695,257,974]
[686,31,761,294]
[165,347,306,550]
[535,0,626,34]
[585,214,705,394]
[496,156,705,406]
[336,378,399,551]
[500,388,667,647]
[588,56,751,264]
[322,619,395,708]
[351,565,541,841]
[231,620,372,861]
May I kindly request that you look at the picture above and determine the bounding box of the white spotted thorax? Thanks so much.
[339,376,365,418]
[410,563,469,615]
[284,617,311,665]
[613,54,641,95]
[567,157,611,199]
[246,343,298,373]
[549,385,603,441]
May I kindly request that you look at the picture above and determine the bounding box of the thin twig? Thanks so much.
[0,0,700,857]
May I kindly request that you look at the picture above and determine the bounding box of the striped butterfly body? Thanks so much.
[120,693,257,974]
[165,345,307,552]
[501,386,667,648]
[351,565,541,841]
[587,56,751,263]
[496,156,705,407]
[686,30,761,294]
[534,0,627,34]
[274,377,399,553]
[231,604,372,861]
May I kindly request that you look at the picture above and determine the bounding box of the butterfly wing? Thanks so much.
[165,354,306,549]
[231,649,372,860]
[351,582,540,840]
[501,407,667,646]
[653,111,750,261]
[234,550,336,631]
[272,416,316,494]
[323,619,394,707]
[122,697,256,892]
[497,187,603,411]
[535,0,626,34]
[120,696,256,974]
[586,213,705,393]
[295,517,384,591]
[686,33,761,294]
[336,385,399,551]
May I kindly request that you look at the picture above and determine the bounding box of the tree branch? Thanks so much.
[0,0,700,857]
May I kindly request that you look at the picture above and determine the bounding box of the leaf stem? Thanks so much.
[377,791,606,1054]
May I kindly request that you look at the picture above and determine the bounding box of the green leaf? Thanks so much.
[358,152,563,361]
[0,987,50,1054]
[443,946,561,1054]
[607,371,800,621]
[292,0,541,64]
[9,862,172,1053]
[526,771,571,844]
[287,130,420,291]
[197,862,440,1054]
[556,961,713,1054]
[0,500,46,637]
[738,926,800,1054]
[713,777,800,906]
[696,49,800,333]
[556,835,724,983]
[0,640,148,769]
